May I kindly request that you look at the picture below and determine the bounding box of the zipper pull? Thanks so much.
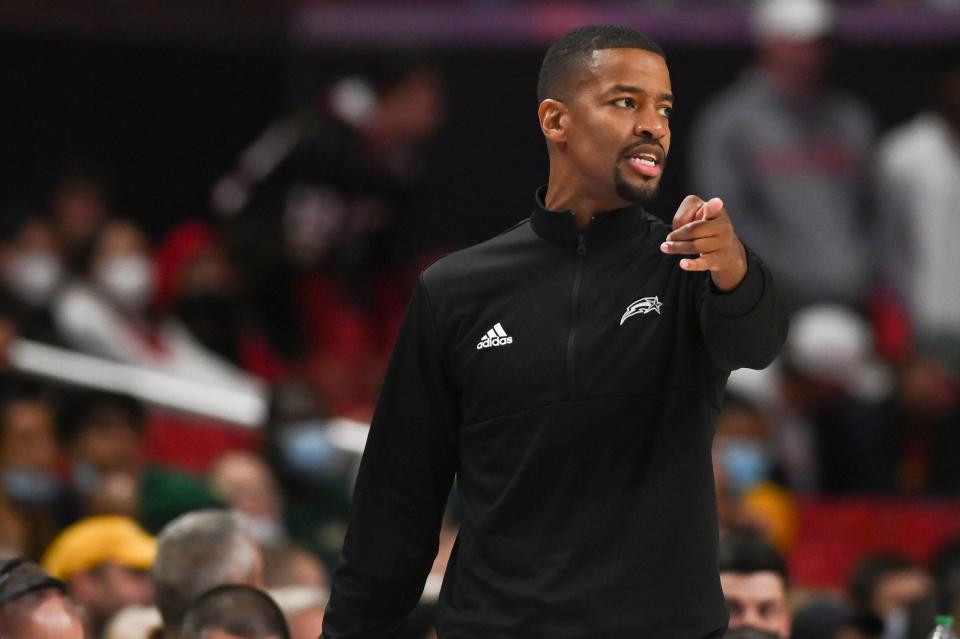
[577,234,586,255]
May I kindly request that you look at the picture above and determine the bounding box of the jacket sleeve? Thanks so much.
[696,249,788,372]
[321,277,459,639]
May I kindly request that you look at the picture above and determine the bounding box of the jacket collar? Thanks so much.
[530,185,652,251]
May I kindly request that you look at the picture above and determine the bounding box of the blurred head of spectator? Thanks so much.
[262,546,329,591]
[60,391,146,515]
[152,510,263,639]
[718,531,792,639]
[269,586,325,639]
[792,597,884,639]
[82,220,156,317]
[1,215,64,312]
[209,451,287,549]
[42,515,155,636]
[0,384,73,559]
[49,165,111,268]
[0,558,85,639]
[752,0,834,99]
[180,584,289,639]
[154,222,244,361]
[0,386,61,508]
[849,553,934,639]
[714,394,774,497]
[362,60,445,155]
[782,305,890,405]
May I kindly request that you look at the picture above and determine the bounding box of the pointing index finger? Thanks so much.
[701,197,724,220]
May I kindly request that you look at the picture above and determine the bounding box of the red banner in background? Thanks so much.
[790,498,960,588]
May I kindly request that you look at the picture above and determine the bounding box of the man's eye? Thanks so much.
[613,98,635,108]
[658,106,673,119]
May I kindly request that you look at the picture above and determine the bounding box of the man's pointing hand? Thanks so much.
[660,195,748,293]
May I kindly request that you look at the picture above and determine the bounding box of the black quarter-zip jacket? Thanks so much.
[322,188,788,639]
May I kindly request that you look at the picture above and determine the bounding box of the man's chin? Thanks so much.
[614,176,660,205]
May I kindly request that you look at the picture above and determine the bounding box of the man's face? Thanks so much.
[73,563,153,623]
[721,571,791,639]
[558,48,673,208]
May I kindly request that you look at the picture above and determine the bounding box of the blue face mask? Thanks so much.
[2,466,60,506]
[279,420,349,482]
[716,438,771,495]
[71,460,103,495]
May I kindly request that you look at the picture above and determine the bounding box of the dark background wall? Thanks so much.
[2,29,957,255]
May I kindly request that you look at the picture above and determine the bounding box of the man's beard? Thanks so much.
[613,166,661,205]
[722,626,781,639]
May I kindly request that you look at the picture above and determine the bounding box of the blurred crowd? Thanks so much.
[1,0,959,637]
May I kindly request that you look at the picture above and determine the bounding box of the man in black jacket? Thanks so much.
[322,25,787,638]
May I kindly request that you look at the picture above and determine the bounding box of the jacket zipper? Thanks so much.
[567,233,586,395]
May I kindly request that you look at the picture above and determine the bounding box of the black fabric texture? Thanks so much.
[322,189,788,638]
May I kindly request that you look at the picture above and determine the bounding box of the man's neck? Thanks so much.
[544,176,629,230]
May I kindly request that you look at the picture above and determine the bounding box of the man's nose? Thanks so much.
[634,108,666,139]
[742,607,766,629]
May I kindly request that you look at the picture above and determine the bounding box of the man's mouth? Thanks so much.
[623,146,664,178]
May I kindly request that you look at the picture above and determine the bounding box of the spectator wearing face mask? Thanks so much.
[713,394,797,554]
[0,383,80,560]
[46,161,112,273]
[57,390,223,532]
[0,213,66,345]
[849,553,934,639]
[208,451,288,549]
[51,220,264,396]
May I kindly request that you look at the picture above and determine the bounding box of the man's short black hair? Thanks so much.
[57,390,145,445]
[181,584,290,639]
[537,25,666,103]
[718,532,790,584]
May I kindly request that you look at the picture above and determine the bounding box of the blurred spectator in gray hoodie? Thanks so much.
[690,0,875,313]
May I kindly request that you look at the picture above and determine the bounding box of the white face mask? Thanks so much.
[96,255,154,312]
[4,251,63,307]
[233,510,287,548]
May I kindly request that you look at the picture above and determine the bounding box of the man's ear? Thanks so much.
[538,99,568,144]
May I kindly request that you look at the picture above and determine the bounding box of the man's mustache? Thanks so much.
[723,626,781,639]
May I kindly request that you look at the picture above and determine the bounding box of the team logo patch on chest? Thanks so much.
[620,296,662,325]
